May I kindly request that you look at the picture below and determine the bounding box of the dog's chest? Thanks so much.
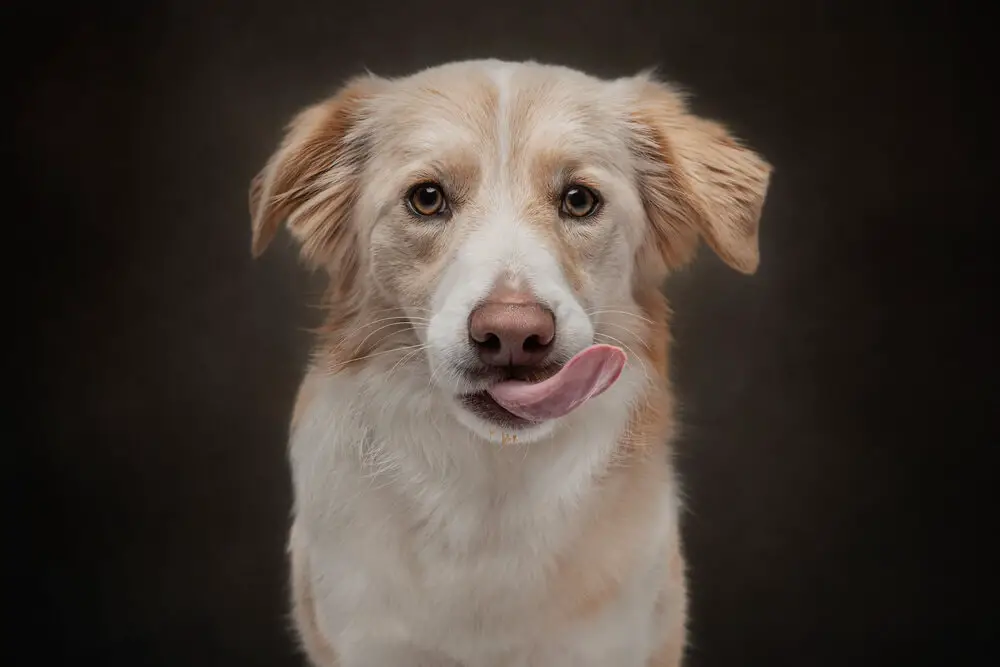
[292,371,660,662]
[304,475,593,666]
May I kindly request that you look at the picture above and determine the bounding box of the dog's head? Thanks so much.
[251,60,770,440]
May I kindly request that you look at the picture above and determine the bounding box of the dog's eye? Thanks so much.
[407,183,448,217]
[560,185,600,218]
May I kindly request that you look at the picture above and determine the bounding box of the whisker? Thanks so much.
[595,321,651,350]
[585,309,655,325]
[326,316,427,357]
[353,326,423,361]
[428,355,452,390]
[594,332,651,384]
[349,320,421,355]
[364,306,434,316]
[385,344,431,380]
[327,343,427,372]
[351,315,430,329]
[316,306,432,327]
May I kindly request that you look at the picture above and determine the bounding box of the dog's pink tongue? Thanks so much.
[486,344,626,422]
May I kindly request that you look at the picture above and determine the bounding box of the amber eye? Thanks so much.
[560,185,600,218]
[407,182,448,217]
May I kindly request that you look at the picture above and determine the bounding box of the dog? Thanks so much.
[250,59,770,667]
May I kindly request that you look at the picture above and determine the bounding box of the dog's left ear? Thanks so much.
[629,77,772,274]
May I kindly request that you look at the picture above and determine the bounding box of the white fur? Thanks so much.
[426,219,596,441]
[284,60,693,667]
[290,355,671,667]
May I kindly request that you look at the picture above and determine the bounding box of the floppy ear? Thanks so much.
[249,76,383,271]
[629,77,772,274]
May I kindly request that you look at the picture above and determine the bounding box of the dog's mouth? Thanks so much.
[459,344,627,427]
[460,391,533,429]
[459,364,561,429]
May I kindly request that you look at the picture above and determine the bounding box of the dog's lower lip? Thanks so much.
[460,391,532,428]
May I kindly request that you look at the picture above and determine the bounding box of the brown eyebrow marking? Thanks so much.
[400,151,483,208]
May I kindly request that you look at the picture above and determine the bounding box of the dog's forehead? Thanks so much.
[369,63,633,165]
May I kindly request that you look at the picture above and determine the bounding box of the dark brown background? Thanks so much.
[12,1,995,665]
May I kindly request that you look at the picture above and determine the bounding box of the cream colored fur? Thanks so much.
[251,59,771,667]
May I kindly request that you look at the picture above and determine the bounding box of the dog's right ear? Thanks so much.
[249,76,384,269]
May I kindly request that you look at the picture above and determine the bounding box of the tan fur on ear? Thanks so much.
[249,76,383,273]
[630,78,772,275]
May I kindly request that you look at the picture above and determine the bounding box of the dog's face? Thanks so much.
[251,60,770,440]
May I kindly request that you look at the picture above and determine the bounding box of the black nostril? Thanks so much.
[479,333,502,351]
[522,334,549,353]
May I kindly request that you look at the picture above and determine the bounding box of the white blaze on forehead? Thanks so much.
[488,62,516,174]
[424,62,596,378]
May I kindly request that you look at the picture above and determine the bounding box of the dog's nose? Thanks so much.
[469,292,555,368]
